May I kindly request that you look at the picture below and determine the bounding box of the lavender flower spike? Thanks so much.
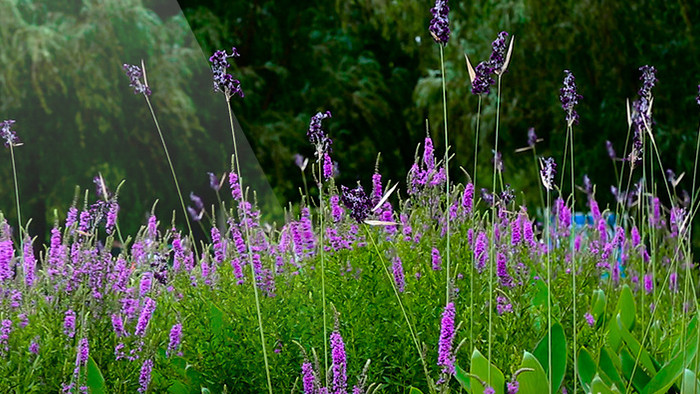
[560,70,582,126]
[540,157,556,191]
[308,110,333,158]
[330,328,348,394]
[340,184,372,223]
[123,64,152,96]
[209,47,244,99]
[1,120,19,147]
[429,0,450,45]
[437,302,456,376]
[696,84,700,106]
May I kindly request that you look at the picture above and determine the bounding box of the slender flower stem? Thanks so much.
[225,99,273,394]
[318,160,328,376]
[546,188,552,394]
[364,225,434,393]
[470,96,482,357]
[439,45,451,307]
[568,124,577,394]
[144,96,195,254]
[9,144,22,243]
[473,96,482,187]
[488,75,503,381]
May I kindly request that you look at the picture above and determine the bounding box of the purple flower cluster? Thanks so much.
[560,70,582,126]
[429,0,450,45]
[471,32,510,95]
[135,297,156,336]
[540,157,556,190]
[437,302,456,376]
[0,320,11,356]
[340,184,372,223]
[330,329,348,394]
[167,323,182,357]
[209,48,244,99]
[308,111,333,158]
[122,64,152,96]
[629,65,657,165]
[1,119,19,147]
[138,359,153,393]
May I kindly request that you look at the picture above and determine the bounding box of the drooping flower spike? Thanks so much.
[122,63,152,96]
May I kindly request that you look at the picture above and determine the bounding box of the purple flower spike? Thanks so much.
[208,172,221,191]
[696,84,700,106]
[437,302,456,376]
[560,70,582,126]
[64,310,76,338]
[471,61,495,95]
[490,31,509,72]
[1,120,19,147]
[429,0,450,45]
[301,362,317,394]
[138,359,153,393]
[330,329,347,394]
[340,184,372,223]
[308,111,333,158]
[527,127,538,147]
[540,157,556,190]
[167,323,182,357]
[209,47,244,99]
[122,64,152,96]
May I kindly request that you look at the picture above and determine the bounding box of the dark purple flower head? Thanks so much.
[1,120,19,147]
[605,140,616,160]
[437,302,456,376]
[209,48,244,99]
[540,157,556,190]
[629,65,657,165]
[638,65,658,98]
[429,0,450,45]
[560,70,582,126]
[489,31,509,72]
[122,64,152,96]
[340,184,371,223]
[696,84,700,106]
[527,127,537,147]
[308,111,333,158]
[471,61,495,95]
[208,172,221,191]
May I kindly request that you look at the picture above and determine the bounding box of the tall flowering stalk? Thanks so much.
[540,156,556,394]
[2,120,23,242]
[559,69,581,394]
[430,0,453,309]
[437,302,456,386]
[122,63,195,255]
[209,47,272,394]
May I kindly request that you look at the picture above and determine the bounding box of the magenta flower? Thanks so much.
[584,312,595,327]
[135,297,156,336]
[432,248,442,271]
[64,310,76,338]
[340,184,372,223]
[23,236,35,287]
[392,255,406,292]
[167,323,182,357]
[138,359,153,393]
[76,337,89,367]
[301,362,317,394]
[437,302,456,376]
[330,329,347,394]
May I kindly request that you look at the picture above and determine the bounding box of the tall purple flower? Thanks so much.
[23,236,35,287]
[540,157,556,190]
[77,337,89,367]
[308,111,333,158]
[301,362,317,394]
[122,64,152,96]
[392,255,406,292]
[0,320,12,356]
[497,252,514,287]
[432,247,442,271]
[437,302,456,376]
[429,0,450,45]
[323,152,334,180]
[330,329,347,394]
[1,120,19,147]
[560,70,582,126]
[209,48,244,99]
[471,61,496,95]
[167,323,182,357]
[462,183,474,214]
[138,359,153,393]
[208,172,221,191]
[489,31,509,73]
[111,314,126,337]
[211,227,226,264]
[340,184,372,223]
[527,127,538,147]
[64,310,76,338]
[229,171,242,201]
[696,84,700,106]
[629,65,657,165]
[135,297,156,336]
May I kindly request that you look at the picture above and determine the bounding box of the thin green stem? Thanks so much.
[568,124,577,394]
[144,96,195,254]
[439,45,451,307]
[9,144,23,243]
[470,96,482,357]
[225,98,272,394]
[318,161,328,376]
[473,96,482,187]
[546,188,552,394]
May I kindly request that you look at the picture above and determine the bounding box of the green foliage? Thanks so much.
[533,322,567,393]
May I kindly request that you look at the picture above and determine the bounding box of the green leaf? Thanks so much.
[455,363,472,392]
[599,346,626,391]
[641,337,697,394]
[533,322,568,393]
[85,356,106,394]
[592,289,606,319]
[577,347,596,392]
[209,301,224,336]
[517,351,548,394]
[607,315,622,352]
[617,314,657,377]
[470,348,505,394]
[591,374,615,394]
[620,347,652,393]
[682,369,700,394]
[532,279,548,308]
[408,387,425,394]
[616,285,635,331]
[168,381,191,394]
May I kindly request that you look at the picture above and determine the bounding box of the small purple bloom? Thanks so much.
[208,172,221,191]
[606,140,616,160]
[23,236,36,287]
[308,111,333,157]
[323,152,334,180]
[135,297,156,336]
[64,310,76,338]
[0,120,19,147]
[209,48,244,99]
[507,380,520,394]
[471,60,496,95]
[392,255,406,292]
[527,127,537,147]
[138,359,153,393]
[111,314,126,337]
[77,337,89,367]
[560,70,582,126]
[432,248,442,271]
[644,273,653,294]
[496,296,513,315]
[0,320,12,356]
[122,64,152,96]
[29,339,39,355]
[167,323,182,357]
[340,184,372,223]
[437,302,456,376]
[429,0,450,45]
[540,157,556,190]
[484,387,495,394]
[584,312,595,327]
[229,171,242,200]
[489,31,509,72]
[330,329,347,394]
[301,362,317,394]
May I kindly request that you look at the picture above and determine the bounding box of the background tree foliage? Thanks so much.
[1,0,700,248]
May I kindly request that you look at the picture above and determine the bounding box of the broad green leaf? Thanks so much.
[641,352,686,394]
[592,289,606,319]
[577,347,596,392]
[607,316,622,352]
[168,381,190,394]
[617,315,657,376]
[86,356,106,394]
[599,346,626,391]
[533,322,567,393]
[620,347,652,393]
[616,285,635,331]
[408,387,425,394]
[455,363,472,392]
[682,369,700,394]
[209,301,224,336]
[532,279,548,308]
[517,351,548,394]
[470,348,505,394]
[591,374,615,394]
